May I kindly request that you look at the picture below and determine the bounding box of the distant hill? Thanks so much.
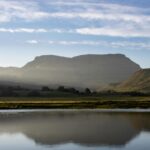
[117,69,150,93]
[0,54,140,89]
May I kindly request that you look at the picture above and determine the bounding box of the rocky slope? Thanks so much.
[117,69,150,93]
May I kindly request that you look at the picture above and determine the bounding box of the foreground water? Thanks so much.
[0,109,150,150]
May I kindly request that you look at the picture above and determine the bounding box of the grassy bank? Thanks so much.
[0,95,150,109]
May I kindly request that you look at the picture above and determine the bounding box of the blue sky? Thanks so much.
[0,0,149,68]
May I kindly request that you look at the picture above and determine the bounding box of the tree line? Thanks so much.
[0,85,148,97]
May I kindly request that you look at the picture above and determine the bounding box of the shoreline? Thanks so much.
[0,108,150,113]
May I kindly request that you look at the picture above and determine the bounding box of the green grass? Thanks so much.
[0,95,150,109]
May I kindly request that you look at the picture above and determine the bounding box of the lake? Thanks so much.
[0,109,150,150]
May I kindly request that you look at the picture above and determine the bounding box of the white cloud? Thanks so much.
[0,28,46,33]
[48,40,101,45]
[0,0,49,22]
[76,26,150,37]
[26,40,38,44]
[45,12,150,24]
[0,0,149,24]
[47,40,150,50]
[47,1,149,13]
[0,1,149,38]
[45,2,150,24]
[0,26,150,38]
[0,28,65,33]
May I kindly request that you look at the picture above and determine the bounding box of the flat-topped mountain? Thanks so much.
[117,69,150,93]
[0,54,140,89]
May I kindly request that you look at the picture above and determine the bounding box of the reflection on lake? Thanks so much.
[0,110,150,150]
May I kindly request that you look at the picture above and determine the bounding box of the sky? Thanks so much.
[0,0,150,68]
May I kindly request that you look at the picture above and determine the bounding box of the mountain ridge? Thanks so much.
[0,54,141,90]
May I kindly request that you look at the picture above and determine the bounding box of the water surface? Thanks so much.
[0,110,150,150]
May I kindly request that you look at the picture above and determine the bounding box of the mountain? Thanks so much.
[0,54,140,89]
[117,69,150,93]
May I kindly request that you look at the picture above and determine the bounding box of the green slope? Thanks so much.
[117,69,150,93]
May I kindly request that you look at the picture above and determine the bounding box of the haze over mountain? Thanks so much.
[0,54,140,90]
[117,69,150,93]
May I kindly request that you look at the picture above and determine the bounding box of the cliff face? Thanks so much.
[0,54,141,89]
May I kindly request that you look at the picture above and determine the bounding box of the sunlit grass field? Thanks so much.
[0,95,150,109]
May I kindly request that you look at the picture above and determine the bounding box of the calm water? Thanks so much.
[0,110,150,150]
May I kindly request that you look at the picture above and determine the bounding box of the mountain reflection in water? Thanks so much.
[0,110,150,150]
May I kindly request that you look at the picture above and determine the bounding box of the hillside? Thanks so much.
[117,69,150,93]
[0,54,140,89]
